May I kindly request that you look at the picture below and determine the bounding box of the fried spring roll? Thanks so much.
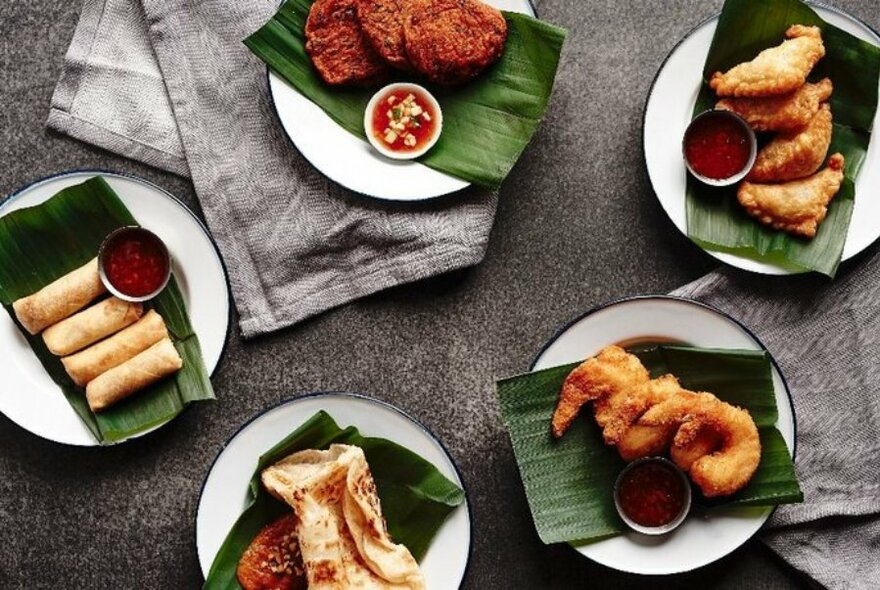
[42,297,143,356]
[61,310,169,387]
[12,258,106,335]
[86,337,183,412]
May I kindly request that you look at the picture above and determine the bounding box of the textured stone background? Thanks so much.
[1,0,874,588]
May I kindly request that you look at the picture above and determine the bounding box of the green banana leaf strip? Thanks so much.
[244,0,566,190]
[0,177,215,443]
[496,345,803,545]
[204,410,466,590]
[685,0,880,277]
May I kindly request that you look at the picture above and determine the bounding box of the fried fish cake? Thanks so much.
[716,78,833,133]
[403,0,508,86]
[749,103,833,182]
[710,25,825,97]
[738,153,845,238]
[306,0,391,86]
[357,0,413,71]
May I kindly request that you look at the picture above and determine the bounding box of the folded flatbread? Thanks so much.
[262,445,425,590]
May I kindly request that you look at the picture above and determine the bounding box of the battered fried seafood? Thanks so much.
[749,103,833,182]
[357,0,412,71]
[305,0,391,86]
[403,0,508,85]
[738,153,845,238]
[552,345,649,439]
[716,78,833,132]
[709,25,825,97]
[553,346,762,496]
[639,394,761,498]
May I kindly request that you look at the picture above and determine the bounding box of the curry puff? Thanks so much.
[709,25,825,97]
[716,78,833,132]
[749,103,833,182]
[738,153,845,239]
[552,346,761,497]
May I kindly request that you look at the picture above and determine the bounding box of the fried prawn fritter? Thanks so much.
[749,103,833,182]
[639,394,761,497]
[716,78,833,132]
[356,0,413,71]
[738,153,845,238]
[552,345,649,439]
[305,0,391,86]
[669,421,723,473]
[615,384,704,462]
[710,25,825,97]
[403,0,508,86]
[598,375,680,446]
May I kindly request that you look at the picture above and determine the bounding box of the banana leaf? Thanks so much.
[204,410,466,589]
[496,345,802,545]
[0,177,215,443]
[244,0,566,190]
[686,0,880,277]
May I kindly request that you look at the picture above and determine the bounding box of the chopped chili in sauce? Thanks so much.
[371,88,438,153]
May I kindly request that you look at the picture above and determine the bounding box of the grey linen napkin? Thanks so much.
[671,252,880,589]
[48,0,497,337]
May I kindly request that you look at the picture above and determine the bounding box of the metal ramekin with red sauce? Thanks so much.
[683,109,757,186]
[98,226,171,302]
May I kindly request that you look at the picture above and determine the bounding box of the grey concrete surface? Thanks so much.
[2,0,873,588]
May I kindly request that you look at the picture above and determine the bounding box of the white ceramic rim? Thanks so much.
[0,170,230,446]
[529,295,796,575]
[643,3,880,275]
[266,0,536,202]
[195,392,472,586]
[364,83,443,160]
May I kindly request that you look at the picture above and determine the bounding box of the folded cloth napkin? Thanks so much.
[672,250,880,590]
[48,0,497,337]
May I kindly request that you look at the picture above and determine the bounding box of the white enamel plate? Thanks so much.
[531,296,795,575]
[643,5,880,274]
[196,393,471,586]
[0,171,230,446]
[268,0,535,202]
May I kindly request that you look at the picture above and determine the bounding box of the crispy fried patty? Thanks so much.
[356,0,412,71]
[402,0,508,86]
[305,0,391,86]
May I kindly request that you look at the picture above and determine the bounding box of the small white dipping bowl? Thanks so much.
[364,83,443,160]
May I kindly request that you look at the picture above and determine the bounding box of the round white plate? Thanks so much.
[268,0,535,202]
[196,392,471,586]
[530,296,796,575]
[0,171,230,446]
[643,5,880,275]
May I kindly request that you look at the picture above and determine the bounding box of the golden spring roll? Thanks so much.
[12,257,106,335]
[60,310,169,387]
[86,337,183,412]
[42,297,143,356]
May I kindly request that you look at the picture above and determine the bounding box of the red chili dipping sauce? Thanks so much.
[684,114,752,180]
[371,87,438,153]
[102,228,170,298]
[616,461,688,528]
